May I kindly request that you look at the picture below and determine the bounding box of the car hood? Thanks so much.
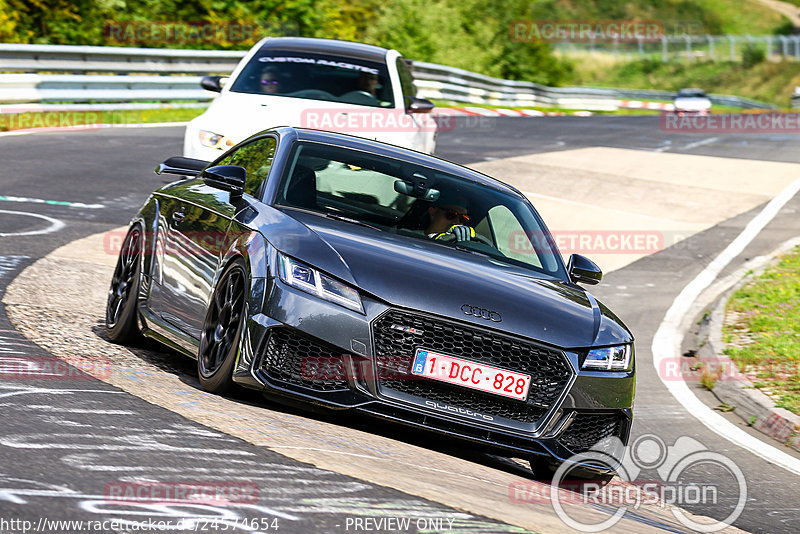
[195,92,425,148]
[268,210,632,349]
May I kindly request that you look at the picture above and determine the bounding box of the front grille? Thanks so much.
[372,310,573,425]
[559,413,625,453]
[259,328,349,392]
[380,379,547,423]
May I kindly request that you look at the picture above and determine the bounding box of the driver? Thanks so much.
[356,72,380,96]
[426,192,475,242]
[259,68,281,94]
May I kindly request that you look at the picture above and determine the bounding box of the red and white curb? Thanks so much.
[619,100,674,111]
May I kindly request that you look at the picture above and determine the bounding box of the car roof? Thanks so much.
[275,127,524,197]
[259,37,391,63]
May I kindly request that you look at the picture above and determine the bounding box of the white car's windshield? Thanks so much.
[229,50,394,108]
[275,142,565,278]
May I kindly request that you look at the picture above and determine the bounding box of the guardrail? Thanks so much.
[554,34,800,63]
[0,43,775,111]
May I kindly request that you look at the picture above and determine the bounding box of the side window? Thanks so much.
[395,57,417,108]
[218,137,277,198]
[488,205,543,268]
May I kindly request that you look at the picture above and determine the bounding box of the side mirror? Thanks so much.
[155,156,210,177]
[200,75,224,93]
[407,96,435,114]
[567,254,602,285]
[203,165,246,197]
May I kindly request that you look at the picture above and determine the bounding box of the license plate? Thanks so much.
[410,348,531,401]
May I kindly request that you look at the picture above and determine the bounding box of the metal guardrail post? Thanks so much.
[728,35,736,61]
[707,35,714,60]
[684,34,691,60]
[662,35,668,62]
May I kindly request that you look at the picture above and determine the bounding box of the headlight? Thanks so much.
[278,253,363,313]
[582,345,632,371]
[198,130,234,150]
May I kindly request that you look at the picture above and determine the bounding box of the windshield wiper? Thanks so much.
[323,212,381,231]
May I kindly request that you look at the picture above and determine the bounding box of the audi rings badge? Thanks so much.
[461,304,502,322]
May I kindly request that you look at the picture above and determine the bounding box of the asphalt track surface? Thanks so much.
[0,116,799,533]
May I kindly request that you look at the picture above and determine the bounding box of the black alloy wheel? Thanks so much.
[106,225,143,343]
[197,259,247,393]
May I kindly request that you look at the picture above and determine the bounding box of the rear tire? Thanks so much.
[197,258,247,394]
[105,225,143,344]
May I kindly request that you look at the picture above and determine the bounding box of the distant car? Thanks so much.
[184,37,438,160]
[109,127,634,477]
[673,88,711,116]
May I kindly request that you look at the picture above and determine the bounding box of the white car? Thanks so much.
[673,88,712,116]
[184,37,438,160]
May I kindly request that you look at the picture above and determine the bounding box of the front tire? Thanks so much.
[197,258,247,394]
[105,224,143,344]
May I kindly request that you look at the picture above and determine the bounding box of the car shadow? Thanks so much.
[90,321,548,482]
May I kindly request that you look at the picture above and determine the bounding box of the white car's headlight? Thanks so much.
[278,253,363,313]
[198,130,234,150]
[582,345,632,371]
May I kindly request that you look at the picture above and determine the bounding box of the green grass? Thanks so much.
[564,55,800,107]
[723,245,800,416]
[0,107,205,132]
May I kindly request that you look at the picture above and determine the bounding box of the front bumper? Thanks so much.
[232,277,635,467]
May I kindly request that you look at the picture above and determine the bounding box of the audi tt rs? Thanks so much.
[106,127,635,475]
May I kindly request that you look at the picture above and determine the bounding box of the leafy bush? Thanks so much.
[742,43,765,68]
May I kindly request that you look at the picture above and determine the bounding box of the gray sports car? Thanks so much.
[106,126,635,475]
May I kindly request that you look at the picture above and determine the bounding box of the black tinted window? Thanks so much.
[218,137,277,198]
[275,142,564,277]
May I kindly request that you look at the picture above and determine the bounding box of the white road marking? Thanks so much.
[651,175,800,476]
[0,256,27,281]
[0,195,104,209]
[682,137,720,151]
[653,140,672,152]
[0,209,65,237]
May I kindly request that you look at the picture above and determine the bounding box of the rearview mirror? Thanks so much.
[394,180,440,201]
[200,75,225,93]
[203,165,246,197]
[567,254,602,285]
[406,97,435,114]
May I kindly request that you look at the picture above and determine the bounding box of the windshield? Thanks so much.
[274,142,565,278]
[229,50,394,108]
[677,89,707,98]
